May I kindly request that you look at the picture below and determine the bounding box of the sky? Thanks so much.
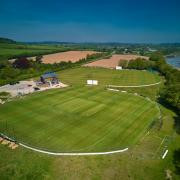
[0,0,180,43]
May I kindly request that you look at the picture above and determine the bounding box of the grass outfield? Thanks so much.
[0,86,160,152]
[1,67,179,180]
[58,67,161,86]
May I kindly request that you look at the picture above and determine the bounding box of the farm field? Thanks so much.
[41,50,99,64]
[0,43,70,60]
[83,54,149,68]
[0,86,160,152]
[59,67,161,86]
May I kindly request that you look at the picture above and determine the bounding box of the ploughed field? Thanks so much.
[0,85,160,152]
[41,50,98,64]
[0,68,161,152]
[59,67,160,86]
[83,54,149,68]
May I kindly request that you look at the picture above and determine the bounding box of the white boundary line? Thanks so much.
[108,81,161,88]
[19,143,128,156]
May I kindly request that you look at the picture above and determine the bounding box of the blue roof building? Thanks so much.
[40,72,57,79]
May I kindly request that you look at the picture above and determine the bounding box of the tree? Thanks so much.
[13,57,31,69]
[160,84,180,112]
[0,37,16,44]
[173,149,180,175]
[35,55,43,64]
[119,60,128,68]
[149,52,164,61]
[127,58,154,70]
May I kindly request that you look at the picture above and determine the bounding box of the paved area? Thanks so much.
[0,81,68,97]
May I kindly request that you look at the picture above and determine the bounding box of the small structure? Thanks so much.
[116,66,122,70]
[38,72,59,87]
[87,80,98,85]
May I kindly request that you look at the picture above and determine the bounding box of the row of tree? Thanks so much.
[150,52,180,115]
[119,58,155,70]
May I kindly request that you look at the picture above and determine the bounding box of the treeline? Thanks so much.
[152,52,180,176]
[0,37,16,44]
[119,58,155,70]
[0,52,109,86]
[150,53,180,115]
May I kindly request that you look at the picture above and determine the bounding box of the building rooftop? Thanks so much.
[41,72,57,79]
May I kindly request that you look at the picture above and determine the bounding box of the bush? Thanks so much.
[118,60,128,68]
[173,149,180,175]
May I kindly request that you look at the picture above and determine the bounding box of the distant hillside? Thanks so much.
[0,40,72,61]
[0,37,16,44]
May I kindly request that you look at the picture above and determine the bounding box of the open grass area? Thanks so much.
[0,67,179,180]
[0,106,179,180]
[0,86,160,152]
[112,85,162,100]
[58,67,161,86]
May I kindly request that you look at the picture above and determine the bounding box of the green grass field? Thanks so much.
[0,85,160,152]
[0,67,180,179]
[58,67,161,86]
